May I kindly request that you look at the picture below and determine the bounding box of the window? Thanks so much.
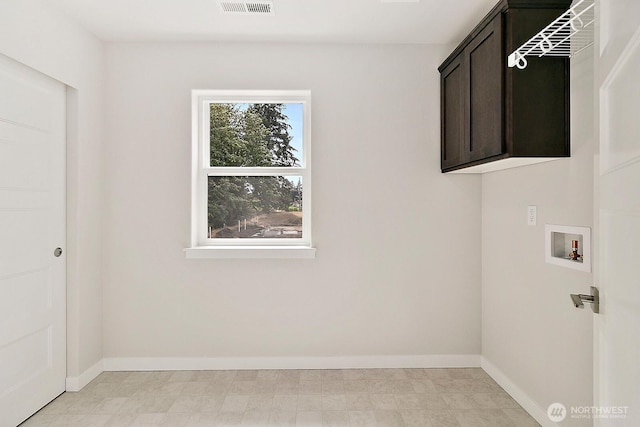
[187,90,314,258]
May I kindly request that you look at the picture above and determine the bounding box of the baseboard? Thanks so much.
[66,359,104,392]
[103,354,481,372]
[481,356,559,427]
[63,354,559,426]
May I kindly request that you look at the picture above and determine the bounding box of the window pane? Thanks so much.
[209,103,303,167]
[208,176,303,239]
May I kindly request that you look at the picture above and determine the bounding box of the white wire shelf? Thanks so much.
[508,0,594,69]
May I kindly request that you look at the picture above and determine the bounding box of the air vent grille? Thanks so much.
[219,1,274,15]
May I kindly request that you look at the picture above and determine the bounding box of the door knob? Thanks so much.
[570,286,599,313]
[54,247,63,257]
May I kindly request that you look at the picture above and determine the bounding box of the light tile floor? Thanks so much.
[20,368,540,427]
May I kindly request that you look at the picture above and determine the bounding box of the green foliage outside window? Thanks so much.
[208,103,302,230]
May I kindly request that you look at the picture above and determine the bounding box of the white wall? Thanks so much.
[0,0,105,380]
[102,42,482,365]
[481,50,594,426]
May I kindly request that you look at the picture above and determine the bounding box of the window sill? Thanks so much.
[184,246,316,259]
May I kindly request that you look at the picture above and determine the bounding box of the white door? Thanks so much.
[0,55,66,426]
[595,0,640,426]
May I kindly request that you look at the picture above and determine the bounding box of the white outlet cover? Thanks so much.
[527,205,537,226]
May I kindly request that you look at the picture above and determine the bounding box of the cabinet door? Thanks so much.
[466,13,504,162]
[441,54,465,170]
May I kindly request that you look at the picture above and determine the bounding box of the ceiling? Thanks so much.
[43,0,498,45]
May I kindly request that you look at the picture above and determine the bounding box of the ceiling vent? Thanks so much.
[219,1,274,15]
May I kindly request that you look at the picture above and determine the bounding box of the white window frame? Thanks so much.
[185,90,315,259]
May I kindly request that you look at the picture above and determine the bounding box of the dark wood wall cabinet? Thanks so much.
[439,0,572,173]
